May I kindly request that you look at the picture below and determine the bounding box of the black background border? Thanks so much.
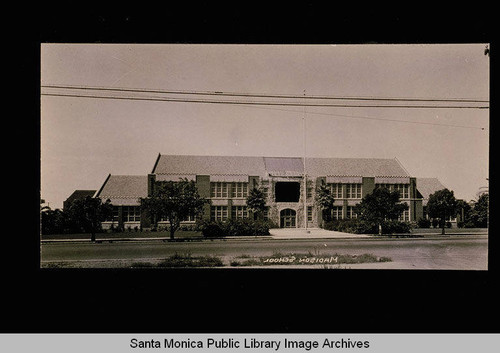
[13,3,498,334]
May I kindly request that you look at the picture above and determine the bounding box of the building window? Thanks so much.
[231,206,248,219]
[376,184,409,199]
[106,206,120,222]
[261,181,269,199]
[332,206,342,220]
[263,207,269,220]
[211,182,228,198]
[122,206,141,222]
[399,209,410,222]
[262,187,269,199]
[231,182,248,198]
[307,206,313,222]
[211,206,228,221]
[307,187,313,199]
[182,214,196,222]
[329,183,343,198]
[346,206,357,219]
[345,184,362,199]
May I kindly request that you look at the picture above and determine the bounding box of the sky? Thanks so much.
[40,44,489,209]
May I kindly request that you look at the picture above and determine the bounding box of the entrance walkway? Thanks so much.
[269,227,370,239]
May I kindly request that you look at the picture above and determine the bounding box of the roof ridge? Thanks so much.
[160,154,400,159]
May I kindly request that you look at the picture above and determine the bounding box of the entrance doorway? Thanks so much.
[280,208,296,228]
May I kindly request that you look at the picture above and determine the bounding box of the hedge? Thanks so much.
[198,218,277,237]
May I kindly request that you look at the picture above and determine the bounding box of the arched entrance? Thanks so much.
[280,208,296,228]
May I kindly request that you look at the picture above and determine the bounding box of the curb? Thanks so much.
[40,232,487,244]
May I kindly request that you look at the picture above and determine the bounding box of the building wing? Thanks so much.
[152,154,410,178]
[416,178,447,205]
[306,157,410,177]
[152,154,267,177]
[94,175,148,206]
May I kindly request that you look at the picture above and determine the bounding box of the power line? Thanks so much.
[41,84,489,104]
[41,92,490,109]
[236,104,488,130]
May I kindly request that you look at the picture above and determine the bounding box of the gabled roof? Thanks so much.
[416,178,447,204]
[63,190,96,209]
[95,175,148,206]
[152,154,411,178]
[65,190,96,202]
[307,157,409,177]
[152,154,266,176]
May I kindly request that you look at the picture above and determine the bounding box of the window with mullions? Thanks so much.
[263,207,269,220]
[182,214,196,222]
[376,184,409,199]
[346,206,358,219]
[211,206,228,221]
[106,206,120,222]
[211,182,228,198]
[231,206,248,219]
[307,206,313,222]
[345,184,362,199]
[231,182,248,198]
[329,183,343,198]
[122,206,141,222]
[399,209,410,222]
[332,206,342,220]
[261,181,269,199]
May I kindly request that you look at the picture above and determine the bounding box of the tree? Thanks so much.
[246,187,267,220]
[315,184,335,227]
[354,187,409,235]
[41,207,68,235]
[455,199,473,227]
[426,188,458,235]
[140,178,209,240]
[470,193,488,228]
[67,196,113,242]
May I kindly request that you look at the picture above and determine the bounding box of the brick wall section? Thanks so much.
[362,177,375,197]
[410,177,424,221]
[196,175,211,220]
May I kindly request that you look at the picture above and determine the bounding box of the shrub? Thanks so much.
[417,218,431,228]
[198,218,272,237]
[382,220,412,234]
[323,219,412,235]
[198,220,226,238]
[323,219,376,234]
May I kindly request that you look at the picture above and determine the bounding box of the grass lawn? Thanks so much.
[127,252,392,268]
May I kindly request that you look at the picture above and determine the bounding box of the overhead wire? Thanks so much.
[41,84,489,130]
[41,92,489,109]
[41,84,489,103]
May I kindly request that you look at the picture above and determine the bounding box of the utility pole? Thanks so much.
[303,89,308,232]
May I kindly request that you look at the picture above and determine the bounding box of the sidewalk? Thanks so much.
[269,227,370,239]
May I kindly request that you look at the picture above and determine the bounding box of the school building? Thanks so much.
[92,153,452,230]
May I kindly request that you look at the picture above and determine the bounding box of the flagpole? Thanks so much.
[303,89,308,232]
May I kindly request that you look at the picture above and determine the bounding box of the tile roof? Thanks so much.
[307,157,410,177]
[153,154,410,178]
[63,190,97,209]
[416,178,447,204]
[264,157,304,174]
[153,154,266,176]
[65,190,96,202]
[95,175,148,205]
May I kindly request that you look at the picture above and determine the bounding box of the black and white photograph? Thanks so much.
[40,43,489,271]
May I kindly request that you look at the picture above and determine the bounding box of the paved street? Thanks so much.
[40,235,488,270]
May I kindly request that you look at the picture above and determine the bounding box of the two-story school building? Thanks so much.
[94,153,449,230]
